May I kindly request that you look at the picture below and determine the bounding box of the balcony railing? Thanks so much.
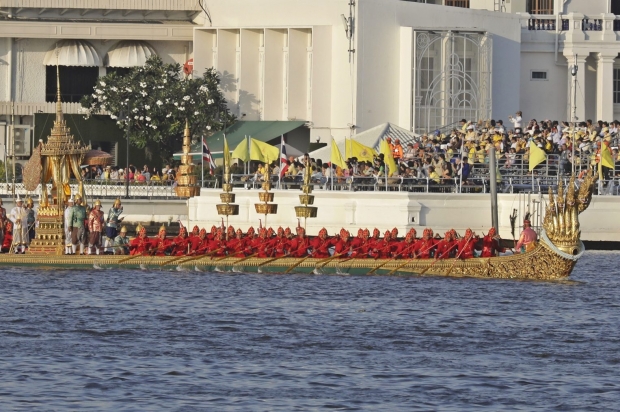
[528,18,556,31]
[0,101,86,116]
[582,18,603,31]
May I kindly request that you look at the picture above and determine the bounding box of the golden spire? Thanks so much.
[56,57,63,123]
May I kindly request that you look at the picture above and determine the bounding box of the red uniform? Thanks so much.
[289,235,310,257]
[370,231,394,259]
[457,230,476,259]
[481,228,505,257]
[434,240,452,259]
[334,230,352,257]
[172,227,191,256]
[392,239,415,259]
[129,229,151,256]
[273,235,290,257]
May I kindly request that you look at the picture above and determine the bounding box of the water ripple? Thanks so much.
[0,251,618,410]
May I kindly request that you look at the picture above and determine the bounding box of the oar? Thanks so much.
[368,240,432,275]
[284,255,311,274]
[258,253,290,267]
[366,242,409,275]
[228,252,259,265]
[445,236,473,276]
[119,250,150,264]
[412,242,460,276]
[173,247,225,265]
[315,244,366,269]
[160,246,212,266]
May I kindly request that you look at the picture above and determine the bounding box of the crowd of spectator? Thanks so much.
[81,164,180,184]
[241,112,620,189]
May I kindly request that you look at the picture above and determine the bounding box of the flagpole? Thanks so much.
[331,137,334,191]
[279,134,283,190]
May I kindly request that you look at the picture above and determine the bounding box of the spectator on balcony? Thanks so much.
[461,157,471,183]
[508,111,522,134]
[403,143,416,162]
[135,170,146,183]
[428,166,440,184]
[142,165,151,181]
[118,168,125,181]
[392,139,403,160]
[127,168,134,182]
[441,163,452,183]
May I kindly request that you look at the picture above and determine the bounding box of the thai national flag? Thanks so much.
[280,135,287,163]
[202,138,216,175]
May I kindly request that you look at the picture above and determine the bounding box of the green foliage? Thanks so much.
[80,56,236,160]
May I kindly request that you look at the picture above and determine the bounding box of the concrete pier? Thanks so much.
[189,189,620,243]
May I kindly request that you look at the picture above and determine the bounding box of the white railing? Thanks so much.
[2,0,200,10]
[0,101,85,116]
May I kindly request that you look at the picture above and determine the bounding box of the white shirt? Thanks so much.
[509,116,522,128]
[10,205,27,228]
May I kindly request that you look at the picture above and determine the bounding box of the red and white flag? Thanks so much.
[202,138,216,175]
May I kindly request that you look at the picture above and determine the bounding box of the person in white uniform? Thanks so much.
[9,196,29,253]
[64,197,74,254]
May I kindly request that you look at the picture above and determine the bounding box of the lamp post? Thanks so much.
[570,54,578,176]
[125,117,130,199]
[119,108,130,199]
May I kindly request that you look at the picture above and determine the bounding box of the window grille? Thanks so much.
[445,0,469,7]
[613,68,620,104]
[528,0,553,14]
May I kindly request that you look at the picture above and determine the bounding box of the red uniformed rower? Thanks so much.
[481,227,506,257]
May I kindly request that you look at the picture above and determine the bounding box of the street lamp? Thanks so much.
[119,109,130,199]
[570,54,578,175]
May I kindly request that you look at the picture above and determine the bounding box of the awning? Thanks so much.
[308,122,420,163]
[43,40,101,67]
[105,40,157,68]
[173,120,306,161]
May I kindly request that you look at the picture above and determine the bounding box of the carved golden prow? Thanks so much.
[543,170,596,255]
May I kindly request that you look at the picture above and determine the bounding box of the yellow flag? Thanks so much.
[331,140,347,169]
[231,138,249,162]
[528,141,546,171]
[380,139,397,177]
[350,140,376,163]
[250,138,279,164]
[601,142,614,169]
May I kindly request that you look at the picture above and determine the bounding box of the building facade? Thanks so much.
[194,0,620,142]
[0,0,200,171]
[2,0,620,166]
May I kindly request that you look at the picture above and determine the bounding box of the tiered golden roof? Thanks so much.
[40,66,90,157]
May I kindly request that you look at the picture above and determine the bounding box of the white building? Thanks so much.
[193,0,620,145]
[0,0,200,169]
[2,0,620,164]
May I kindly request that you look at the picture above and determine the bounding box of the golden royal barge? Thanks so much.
[7,65,595,280]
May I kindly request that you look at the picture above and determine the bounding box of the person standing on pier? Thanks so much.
[88,200,105,255]
[68,195,87,255]
[64,198,73,254]
[105,198,124,254]
[9,197,28,253]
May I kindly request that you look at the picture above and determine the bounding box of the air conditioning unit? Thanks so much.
[12,125,31,157]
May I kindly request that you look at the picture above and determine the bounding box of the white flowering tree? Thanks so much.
[80,56,235,160]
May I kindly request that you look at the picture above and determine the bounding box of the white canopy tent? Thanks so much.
[307,122,420,162]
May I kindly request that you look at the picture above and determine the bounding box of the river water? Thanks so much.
[1,251,619,411]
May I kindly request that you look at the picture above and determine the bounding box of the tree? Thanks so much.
[80,56,235,161]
